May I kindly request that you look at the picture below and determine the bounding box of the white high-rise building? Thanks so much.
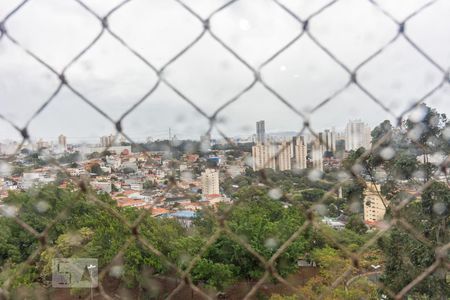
[345,120,371,151]
[293,136,307,170]
[200,133,211,152]
[319,129,336,153]
[201,168,220,196]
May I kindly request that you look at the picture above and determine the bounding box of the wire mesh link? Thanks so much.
[0,0,449,299]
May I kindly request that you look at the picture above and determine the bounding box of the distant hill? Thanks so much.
[266,131,300,137]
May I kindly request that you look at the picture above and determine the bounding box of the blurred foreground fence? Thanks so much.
[0,0,449,299]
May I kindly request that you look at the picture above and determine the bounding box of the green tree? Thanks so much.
[90,163,103,175]
[11,166,26,177]
[143,180,156,190]
[421,181,449,245]
[122,167,135,174]
[0,185,186,293]
[386,151,418,180]
[405,103,448,160]
[301,189,325,203]
[191,259,237,290]
[378,182,449,299]
[345,214,367,235]
[371,120,393,146]
[298,247,377,299]
[58,151,80,164]
[194,186,312,285]
[54,170,69,185]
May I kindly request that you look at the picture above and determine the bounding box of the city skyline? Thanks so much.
[0,110,433,145]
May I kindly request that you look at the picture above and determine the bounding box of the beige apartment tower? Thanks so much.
[252,143,277,171]
[253,137,310,172]
[311,139,324,171]
[201,168,220,196]
[294,137,307,170]
[277,141,292,171]
[363,182,388,223]
[58,134,67,150]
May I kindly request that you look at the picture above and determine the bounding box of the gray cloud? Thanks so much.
[0,0,449,143]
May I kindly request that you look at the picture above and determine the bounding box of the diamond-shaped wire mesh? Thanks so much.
[0,0,449,299]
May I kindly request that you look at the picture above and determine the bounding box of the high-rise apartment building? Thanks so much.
[293,136,307,170]
[363,182,388,223]
[200,133,211,151]
[319,129,336,153]
[252,142,277,171]
[58,134,67,150]
[201,168,220,196]
[277,140,292,171]
[252,121,308,172]
[256,120,266,144]
[100,136,109,147]
[253,137,306,172]
[345,120,371,151]
[311,139,324,171]
[100,135,116,147]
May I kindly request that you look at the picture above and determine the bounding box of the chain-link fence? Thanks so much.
[0,0,449,299]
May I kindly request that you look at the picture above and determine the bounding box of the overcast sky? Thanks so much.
[0,0,449,143]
